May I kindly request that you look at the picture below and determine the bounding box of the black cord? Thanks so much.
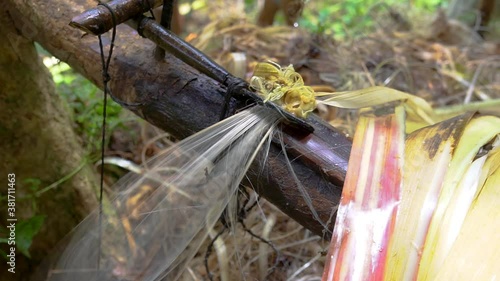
[160,0,174,30]
[140,0,156,20]
[204,189,280,280]
[96,2,117,270]
[220,77,248,120]
[154,0,176,60]
[238,208,281,279]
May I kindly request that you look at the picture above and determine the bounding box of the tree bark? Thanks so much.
[0,6,99,281]
[4,0,351,241]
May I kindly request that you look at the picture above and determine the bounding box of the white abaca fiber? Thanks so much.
[48,106,282,281]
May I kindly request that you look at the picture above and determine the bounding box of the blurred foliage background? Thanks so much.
[180,0,448,39]
[40,0,500,160]
[295,0,444,39]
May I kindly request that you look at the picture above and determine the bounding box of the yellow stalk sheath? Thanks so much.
[417,115,500,281]
[434,146,500,280]
[384,113,474,281]
[316,86,435,126]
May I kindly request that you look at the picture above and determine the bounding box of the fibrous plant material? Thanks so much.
[47,106,282,281]
[251,61,317,118]
[315,86,435,131]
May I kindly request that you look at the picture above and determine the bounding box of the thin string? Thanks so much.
[141,0,156,20]
[154,0,175,60]
[96,2,117,270]
[160,0,174,30]
[220,77,249,120]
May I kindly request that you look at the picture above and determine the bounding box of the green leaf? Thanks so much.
[16,215,46,258]
[24,178,42,192]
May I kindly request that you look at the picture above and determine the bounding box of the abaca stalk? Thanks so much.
[325,111,500,281]
[322,104,405,281]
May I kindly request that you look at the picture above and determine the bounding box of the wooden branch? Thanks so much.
[69,0,162,35]
[6,0,351,238]
[71,4,314,132]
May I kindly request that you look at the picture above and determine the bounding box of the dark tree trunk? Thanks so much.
[0,5,99,281]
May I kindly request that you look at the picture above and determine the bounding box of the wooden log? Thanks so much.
[70,0,163,35]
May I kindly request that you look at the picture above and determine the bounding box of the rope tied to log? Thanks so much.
[220,76,248,120]
[96,1,117,270]
[140,0,157,20]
